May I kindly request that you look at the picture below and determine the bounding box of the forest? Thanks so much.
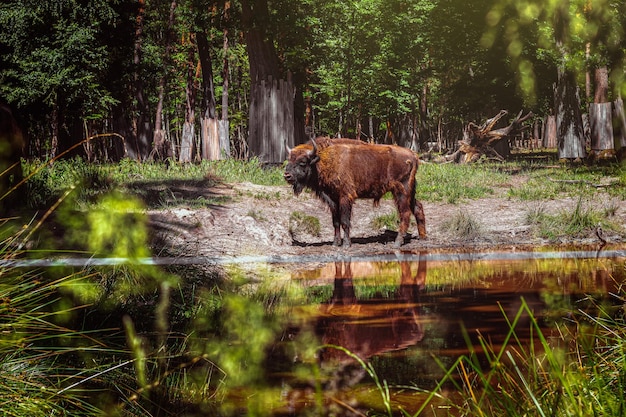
[1,0,625,166]
[3,1,626,416]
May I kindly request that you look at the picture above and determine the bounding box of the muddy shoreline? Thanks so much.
[148,181,625,262]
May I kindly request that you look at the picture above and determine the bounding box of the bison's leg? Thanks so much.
[331,207,343,246]
[414,200,427,238]
[394,193,412,248]
[339,198,353,247]
[412,198,427,239]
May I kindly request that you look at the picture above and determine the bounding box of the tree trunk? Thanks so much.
[613,97,626,159]
[543,115,557,148]
[304,94,314,139]
[179,40,198,163]
[555,70,586,160]
[593,66,609,103]
[152,0,177,161]
[589,102,613,151]
[197,31,221,160]
[588,66,614,158]
[220,2,231,157]
[242,0,294,163]
[131,0,152,161]
[554,0,585,161]
[418,82,430,150]
[110,99,131,160]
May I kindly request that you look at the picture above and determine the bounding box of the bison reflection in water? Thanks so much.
[284,137,427,247]
[315,256,427,391]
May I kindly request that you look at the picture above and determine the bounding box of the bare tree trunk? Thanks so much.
[131,0,152,161]
[589,66,615,157]
[419,82,430,150]
[555,70,586,160]
[554,0,586,161]
[242,0,294,163]
[220,2,231,158]
[197,31,221,160]
[152,0,177,161]
[179,40,198,163]
[543,115,557,148]
[594,66,609,103]
[614,98,626,160]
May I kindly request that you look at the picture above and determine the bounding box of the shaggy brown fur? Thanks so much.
[284,137,426,247]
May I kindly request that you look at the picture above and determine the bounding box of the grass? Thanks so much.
[20,152,626,213]
[525,198,619,241]
[434,297,626,417]
[23,157,286,210]
[372,212,400,231]
[416,163,506,204]
[441,210,484,239]
[288,210,321,237]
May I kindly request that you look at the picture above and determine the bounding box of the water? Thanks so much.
[13,247,624,415]
[265,247,626,415]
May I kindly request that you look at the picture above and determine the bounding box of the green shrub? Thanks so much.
[372,212,400,231]
[525,198,617,241]
[289,211,321,238]
[441,210,483,239]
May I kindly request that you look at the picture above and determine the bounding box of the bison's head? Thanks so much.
[283,139,320,196]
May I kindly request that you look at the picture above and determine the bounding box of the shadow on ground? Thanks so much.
[124,178,231,210]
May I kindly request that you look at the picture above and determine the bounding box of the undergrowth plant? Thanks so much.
[525,198,619,241]
[433,297,626,417]
[441,210,484,239]
[372,212,400,231]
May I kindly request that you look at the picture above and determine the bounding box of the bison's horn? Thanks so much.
[310,137,318,155]
[284,137,292,154]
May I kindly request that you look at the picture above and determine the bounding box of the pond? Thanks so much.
[8,247,624,416]
[225,246,626,416]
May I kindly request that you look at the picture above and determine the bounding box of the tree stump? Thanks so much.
[441,110,533,163]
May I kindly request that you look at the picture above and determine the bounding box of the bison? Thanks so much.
[284,137,426,248]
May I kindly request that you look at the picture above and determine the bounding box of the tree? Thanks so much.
[131,0,154,161]
[0,0,119,159]
[485,0,626,161]
[152,0,178,161]
[241,0,295,163]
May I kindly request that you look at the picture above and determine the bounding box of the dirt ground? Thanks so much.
[147,177,626,261]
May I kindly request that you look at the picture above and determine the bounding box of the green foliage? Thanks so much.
[372,212,400,232]
[289,211,321,237]
[0,1,119,114]
[485,0,626,104]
